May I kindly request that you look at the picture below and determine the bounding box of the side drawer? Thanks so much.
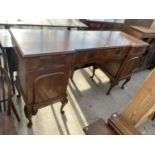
[95,47,129,61]
[26,54,73,71]
[129,47,147,56]
[74,50,96,65]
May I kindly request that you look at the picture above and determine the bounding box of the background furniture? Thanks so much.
[0,66,17,135]
[123,19,153,28]
[0,30,17,94]
[83,113,141,135]
[0,66,20,123]
[123,26,155,71]
[0,30,20,123]
[80,19,154,31]
[80,19,124,30]
[9,29,147,128]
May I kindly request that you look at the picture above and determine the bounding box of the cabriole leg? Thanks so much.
[24,105,33,128]
[121,77,131,89]
[60,98,68,114]
[90,66,97,78]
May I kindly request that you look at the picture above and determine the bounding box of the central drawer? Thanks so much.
[75,50,96,65]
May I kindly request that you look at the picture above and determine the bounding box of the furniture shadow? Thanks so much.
[50,105,70,135]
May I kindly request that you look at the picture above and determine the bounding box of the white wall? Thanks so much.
[151,20,155,29]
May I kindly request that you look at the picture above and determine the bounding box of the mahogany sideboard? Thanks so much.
[8,29,147,128]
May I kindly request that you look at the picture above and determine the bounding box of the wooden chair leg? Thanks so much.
[11,100,20,122]
[24,105,33,128]
[70,71,74,80]
[0,103,2,111]
[121,77,131,89]
[3,101,6,112]
[10,72,15,94]
[152,113,155,121]
[14,76,21,98]
[107,82,116,95]
[90,66,97,78]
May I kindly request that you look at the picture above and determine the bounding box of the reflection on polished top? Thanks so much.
[0,19,50,26]
[0,19,87,28]
[48,19,87,27]
[85,19,125,23]
[10,29,148,57]
[0,30,12,48]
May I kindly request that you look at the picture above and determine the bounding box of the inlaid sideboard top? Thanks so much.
[84,19,125,24]
[0,19,87,28]
[9,29,148,57]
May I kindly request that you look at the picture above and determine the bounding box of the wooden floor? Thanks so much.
[13,67,155,135]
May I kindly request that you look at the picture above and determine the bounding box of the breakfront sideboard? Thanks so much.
[9,29,147,127]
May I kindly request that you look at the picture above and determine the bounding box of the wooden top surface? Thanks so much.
[10,29,148,57]
[85,19,125,24]
[0,19,87,28]
[0,29,12,48]
[48,19,87,28]
[0,19,51,27]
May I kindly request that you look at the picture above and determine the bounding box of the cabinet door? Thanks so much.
[27,66,70,105]
[117,56,140,79]
[33,71,67,104]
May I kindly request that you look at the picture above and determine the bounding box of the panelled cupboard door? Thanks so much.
[33,71,68,104]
